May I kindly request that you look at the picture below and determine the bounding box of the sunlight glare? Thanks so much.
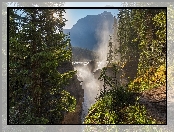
[53,12,58,18]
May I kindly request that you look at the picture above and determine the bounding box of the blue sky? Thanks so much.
[63,9,119,29]
[62,2,121,29]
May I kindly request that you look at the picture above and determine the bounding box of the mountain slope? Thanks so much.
[63,11,115,50]
[72,47,98,62]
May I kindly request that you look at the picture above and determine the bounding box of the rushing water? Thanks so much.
[73,61,105,123]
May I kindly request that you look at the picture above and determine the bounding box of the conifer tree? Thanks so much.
[112,16,120,63]
[106,36,114,65]
[9,8,76,124]
[117,7,166,90]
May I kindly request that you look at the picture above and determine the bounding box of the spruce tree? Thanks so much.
[112,16,120,63]
[117,7,166,90]
[9,8,76,124]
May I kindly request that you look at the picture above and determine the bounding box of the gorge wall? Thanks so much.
[57,61,84,124]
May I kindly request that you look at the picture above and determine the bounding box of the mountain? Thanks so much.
[63,11,115,50]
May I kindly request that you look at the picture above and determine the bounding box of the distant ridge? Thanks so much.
[63,11,115,50]
[72,47,98,62]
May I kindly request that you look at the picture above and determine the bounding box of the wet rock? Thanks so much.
[87,60,97,73]
[94,69,101,80]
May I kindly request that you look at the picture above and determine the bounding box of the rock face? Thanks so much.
[87,60,98,73]
[57,61,84,124]
[61,75,84,124]
[139,85,167,124]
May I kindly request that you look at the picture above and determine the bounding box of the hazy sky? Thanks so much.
[63,9,119,29]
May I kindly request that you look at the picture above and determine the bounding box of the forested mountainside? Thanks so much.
[72,47,98,62]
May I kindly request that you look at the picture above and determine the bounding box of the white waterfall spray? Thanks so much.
[73,19,119,123]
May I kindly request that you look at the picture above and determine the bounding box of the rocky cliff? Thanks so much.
[57,61,84,124]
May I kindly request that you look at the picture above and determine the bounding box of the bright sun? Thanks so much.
[53,12,58,18]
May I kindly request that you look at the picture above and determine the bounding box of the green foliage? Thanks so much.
[117,8,166,92]
[84,92,118,124]
[9,106,49,124]
[117,9,139,68]
[72,47,98,62]
[9,8,76,124]
[128,64,166,92]
[60,90,76,112]
[121,101,157,124]
[84,7,166,124]
[84,94,114,124]
[85,61,156,124]
[98,64,121,89]
[84,85,157,124]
